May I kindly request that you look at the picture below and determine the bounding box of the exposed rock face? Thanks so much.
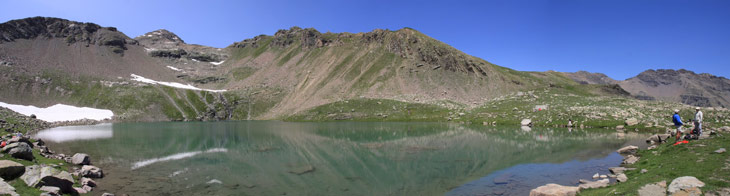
[0,160,25,180]
[0,17,137,54]
[619,69,730,108]
[668,176,705,196]
[529,183,580,196]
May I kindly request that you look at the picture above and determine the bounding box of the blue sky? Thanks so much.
[2,0,729,80]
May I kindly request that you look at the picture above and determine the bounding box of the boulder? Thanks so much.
[3,142,33,161]
[625,118,639,126]
[74,187,88,194]
[609,167,627,174]
[0,180,18,196]
[80,165,103,178]
[617,145,639,155]
[21,166,75,193]
[592,173,599,179]
[71,153,90,165]
[616,125,625,130]
[39,186,60,195]
[578,179,609,190]
[638,181,667,196]
[623,155,639,165]
[6,136,33,147]
[719,126,730,132]
[646,134,671,144]
[668,176,705,195]
[81,177,96,187]
[521,119,533,127]
[617,173,628,182]
[0,160,25,180]
[529,184,580,196]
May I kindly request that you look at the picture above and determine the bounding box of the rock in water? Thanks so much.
[625,118,639,126]
[0,180,18,196]
[578,179,609,190]
[638,181,667,196]
[71,153,91,165]
[623,155,639,165]
[80,165,104,178]
[529,183,580,196]
[617,145,639,155]
[521,119,533,127]
[592,173,599,179]
[0,160,25,180]
[617,174,628,182]
[668,176,705,195]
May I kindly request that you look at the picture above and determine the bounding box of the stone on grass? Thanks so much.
[2,142,33,161]
[0,180,19,196]
[0,160,25,180]
[638,181,667,196]
[22,166,75,193]
[529,183,580,196]
[617,173,628,182]
[521,119,533,127]
[625,118,639,126]
[641,169,648,173]
[39,186,60,195]
[714,148,726,154]
[668,176,705,196]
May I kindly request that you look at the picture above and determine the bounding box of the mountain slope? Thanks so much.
[0,17,642,122]
[618,69,730,107]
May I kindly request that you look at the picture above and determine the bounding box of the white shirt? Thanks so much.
[695,111,703,123]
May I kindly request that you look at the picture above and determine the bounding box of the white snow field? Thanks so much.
[0,102,114,122]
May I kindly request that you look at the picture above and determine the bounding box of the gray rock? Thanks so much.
[39,186,60,195]
[521,119,533,127]
[529,183,580,196]
[647,145,657,150]
[101,193,116,196]
[74,187,88,194]
[71,153,90,165]
[623,155,639,165]
[638,181,667,196]
[719,126,730,133]
[0,160,25,180]
[715,148,726,154]
[625,118,639,126]
[616,125,625,130]
[609,167,627,174]
[80,165,103,178]
[646,134,671,144]
[617,173,628,182]
[20,165,42,187]
[6,136,33,147]
[81,177,96,187]
[0,180,19,196]
[641,169,648,173]
[617,145,639,155]
[578,179,609,190]
[592,173,599,179]
[668,176,705,195]
[2,142,33,161]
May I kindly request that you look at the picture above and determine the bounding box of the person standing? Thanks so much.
[672,109,684,140]
[695,107,703,136]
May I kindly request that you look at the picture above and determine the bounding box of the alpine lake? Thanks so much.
[35,121,648,196]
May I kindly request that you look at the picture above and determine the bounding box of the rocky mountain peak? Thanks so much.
[135,29,185,45]
[0,16,136,54]
[564,71,617,85]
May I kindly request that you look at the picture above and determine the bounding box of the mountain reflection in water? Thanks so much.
[36,121,647,196]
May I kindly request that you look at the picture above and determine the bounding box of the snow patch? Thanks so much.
[210,61,225,65]
[130,74,227,92]
[191,59,200,62]
[0,102,114,122]
[166,66,182,71]
[132,148,227,170]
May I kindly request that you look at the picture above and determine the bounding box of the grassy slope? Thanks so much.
[581,135,730,195]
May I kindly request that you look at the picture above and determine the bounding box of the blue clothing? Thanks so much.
[672,114,683,126]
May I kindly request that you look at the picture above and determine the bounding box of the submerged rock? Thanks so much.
[529,183,579,196]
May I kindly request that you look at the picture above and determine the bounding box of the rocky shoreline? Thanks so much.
[529,127,730,196]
